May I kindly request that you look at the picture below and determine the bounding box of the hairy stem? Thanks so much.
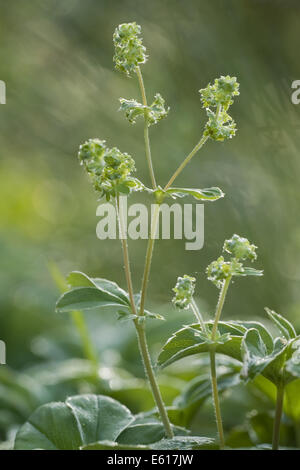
[190,298,207,333]
[135,322,174,438]
[136,66,157,189]
[211,276,232,341]
[116,195,137,313]
[139,203,160,316]
[116,195,173,437]
[164,134,209,191]
[210,276,232,449]
[272,383,285,450]
[210,347,225,449]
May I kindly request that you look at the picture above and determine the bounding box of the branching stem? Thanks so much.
[164,134,208,191]
[190,298,207,333]
[116,194,173,438]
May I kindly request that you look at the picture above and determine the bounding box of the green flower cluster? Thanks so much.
[199,75,239,141]
[78,138,143,200]
[223,234,257,261]
[119,93,169,126]
[206,256,243,288]
[172,275,196,309]
[113,22,147,76]
[206,234,261,288]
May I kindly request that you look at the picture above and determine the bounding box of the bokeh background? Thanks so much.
[1,0,300,447]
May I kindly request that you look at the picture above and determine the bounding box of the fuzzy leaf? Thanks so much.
[67,271,130,305]
[265,308,296,340]
[166,186,224,201]
[56,287,128,313]
[231,321,274,354]
[14,395,134,450]
[241,329,288,384]
[236,267,264,277]
[157,322,246,369]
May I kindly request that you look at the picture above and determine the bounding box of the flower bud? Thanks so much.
[206,256,243,288]
[223,234,257,261]
[172,275,196,310]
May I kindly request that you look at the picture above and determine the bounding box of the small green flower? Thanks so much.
[206,256,241,288]
[78,139,143,200]
[113,22,147,76]
[204,108,236,141]
[207,235,262,288]
[172,275,196,309]
[199,75,239,142]
[199,75,239,110]
[119,93,169,126]
[223,234,257,261]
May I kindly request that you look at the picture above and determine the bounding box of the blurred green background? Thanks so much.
[1,0,300,447]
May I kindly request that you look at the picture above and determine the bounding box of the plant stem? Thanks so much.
[164,134,209,191]
[211,276,232,341]
[209,276,232,449]
[116,195,173,438]
[115,195,137,314]
[210,347,225,449]
[190,298,207,333]
[272,383,285,450]
[135,322,174,438]
[139,203,160,316]
[136,66,157,189]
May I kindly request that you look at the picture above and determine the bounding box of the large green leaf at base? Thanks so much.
[14,395,133,450]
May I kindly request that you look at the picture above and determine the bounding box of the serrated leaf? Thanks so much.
[166,186,224,201]
[157,321,246,369]
[241,329,288,384]
[56,287,128,313]
[265,308,296,340]
[230,321,274,354]
[67,271,130,305]
[14,395,134,450]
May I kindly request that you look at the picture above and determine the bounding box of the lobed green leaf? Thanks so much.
[14,395,134,450]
